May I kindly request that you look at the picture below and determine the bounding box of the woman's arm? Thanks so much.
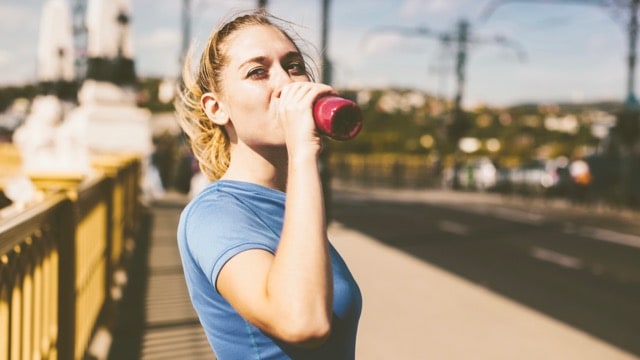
[216,83,334,347]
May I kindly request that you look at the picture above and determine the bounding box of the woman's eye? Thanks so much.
[247,68,267,79]
[287,63,306,75]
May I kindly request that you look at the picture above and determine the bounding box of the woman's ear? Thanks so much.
[201,92,229,126]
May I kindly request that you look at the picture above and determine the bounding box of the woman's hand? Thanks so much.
[276,82,335,157]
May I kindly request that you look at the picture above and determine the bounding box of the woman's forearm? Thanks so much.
[267,150,333,342]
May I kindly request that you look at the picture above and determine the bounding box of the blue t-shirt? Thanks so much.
[177,180,362,359]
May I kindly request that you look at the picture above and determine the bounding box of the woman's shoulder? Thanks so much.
[182,180,277,222]
[178,181,252,252]
[182,181,240,219]
[177,179,282,262]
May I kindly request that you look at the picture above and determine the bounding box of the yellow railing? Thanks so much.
[0,155,141,360]
[329,153,441,188]
[1,194,66,360]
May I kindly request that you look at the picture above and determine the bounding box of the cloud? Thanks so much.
[397,0,484,26]
[134,28,182,76]
[0,3,39,54]
[0,3,35,32]
[0,51,11,66]
[401,0,450,15]
[138,28,181,49]
[362,33,408,55]
[587,32,622,55]
[0,52,36,85]
[399,0,461,18]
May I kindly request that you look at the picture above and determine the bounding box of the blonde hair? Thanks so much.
[175,10,316,180]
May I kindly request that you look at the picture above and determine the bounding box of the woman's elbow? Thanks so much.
[278,316,332,347]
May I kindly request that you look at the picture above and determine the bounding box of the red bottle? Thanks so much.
[313,96,363,141]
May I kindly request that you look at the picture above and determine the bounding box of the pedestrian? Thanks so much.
[174,10,362,359]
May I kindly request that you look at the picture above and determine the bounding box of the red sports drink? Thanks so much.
[313,96,363,141]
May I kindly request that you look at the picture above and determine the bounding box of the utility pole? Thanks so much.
[621,0,640,207]
[181,0,191,69]
[319,0,333,221]
[72,0,87,82]
[626,0,639,105]
[258,0,268,9]
[320,0,332,84]
[452,19,469,136]
[364,21,524,146]
[364,20,524,188]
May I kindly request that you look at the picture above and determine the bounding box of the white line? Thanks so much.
[437,220,469,236]
[491,207,545,225]
[530,247,583,269]
[579,227,640,249]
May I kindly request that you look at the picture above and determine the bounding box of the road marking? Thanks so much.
[462,206,545,225]
[530,247,583,269]
[491,207,545,225]
[578,227,640,249]
[437,220,469,236]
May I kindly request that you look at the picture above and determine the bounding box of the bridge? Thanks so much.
[0,148,214,360]
[2,144,639,360]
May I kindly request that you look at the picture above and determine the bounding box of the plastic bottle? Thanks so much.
[313,96,363,140]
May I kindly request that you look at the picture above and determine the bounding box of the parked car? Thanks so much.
[509,157,571,196]
[443,157,500,192]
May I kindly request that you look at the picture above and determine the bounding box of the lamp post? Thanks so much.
[320,0,332,85]
[626,0,639,106]
[319,0,333,220]
[181,0,191,69]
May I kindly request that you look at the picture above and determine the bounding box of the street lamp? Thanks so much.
[181,0,191,69]
[320,0,332,85]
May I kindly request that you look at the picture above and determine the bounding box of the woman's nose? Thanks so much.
[272,66,294,98]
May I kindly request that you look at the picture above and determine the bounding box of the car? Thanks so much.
[509,157,571,196]
[443,157,500,192]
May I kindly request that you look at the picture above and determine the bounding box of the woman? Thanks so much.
[175,10,362,359]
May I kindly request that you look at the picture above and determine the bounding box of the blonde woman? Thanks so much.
[175,10,362,359]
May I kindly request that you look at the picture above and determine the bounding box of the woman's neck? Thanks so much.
[221,144,288,192]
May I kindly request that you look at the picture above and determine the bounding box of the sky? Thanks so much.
[0,0,632,107]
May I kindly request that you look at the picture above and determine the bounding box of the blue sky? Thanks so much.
[0,0,630,107]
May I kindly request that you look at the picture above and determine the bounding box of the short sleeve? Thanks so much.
[182,191,279,293]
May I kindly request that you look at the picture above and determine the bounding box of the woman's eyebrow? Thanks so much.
[238,56,267,70]
[237,51,303,70]
[282,51,303,62]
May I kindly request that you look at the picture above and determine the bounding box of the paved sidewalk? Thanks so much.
[140,193,215,360]
[328,186,639,359]
[140,188,639,359]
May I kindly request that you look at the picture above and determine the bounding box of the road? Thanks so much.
[330,185,640,356]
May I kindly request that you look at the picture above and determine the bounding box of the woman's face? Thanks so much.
[217,24,310,149]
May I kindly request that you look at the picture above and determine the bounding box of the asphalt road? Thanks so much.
[330,185,640,356]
